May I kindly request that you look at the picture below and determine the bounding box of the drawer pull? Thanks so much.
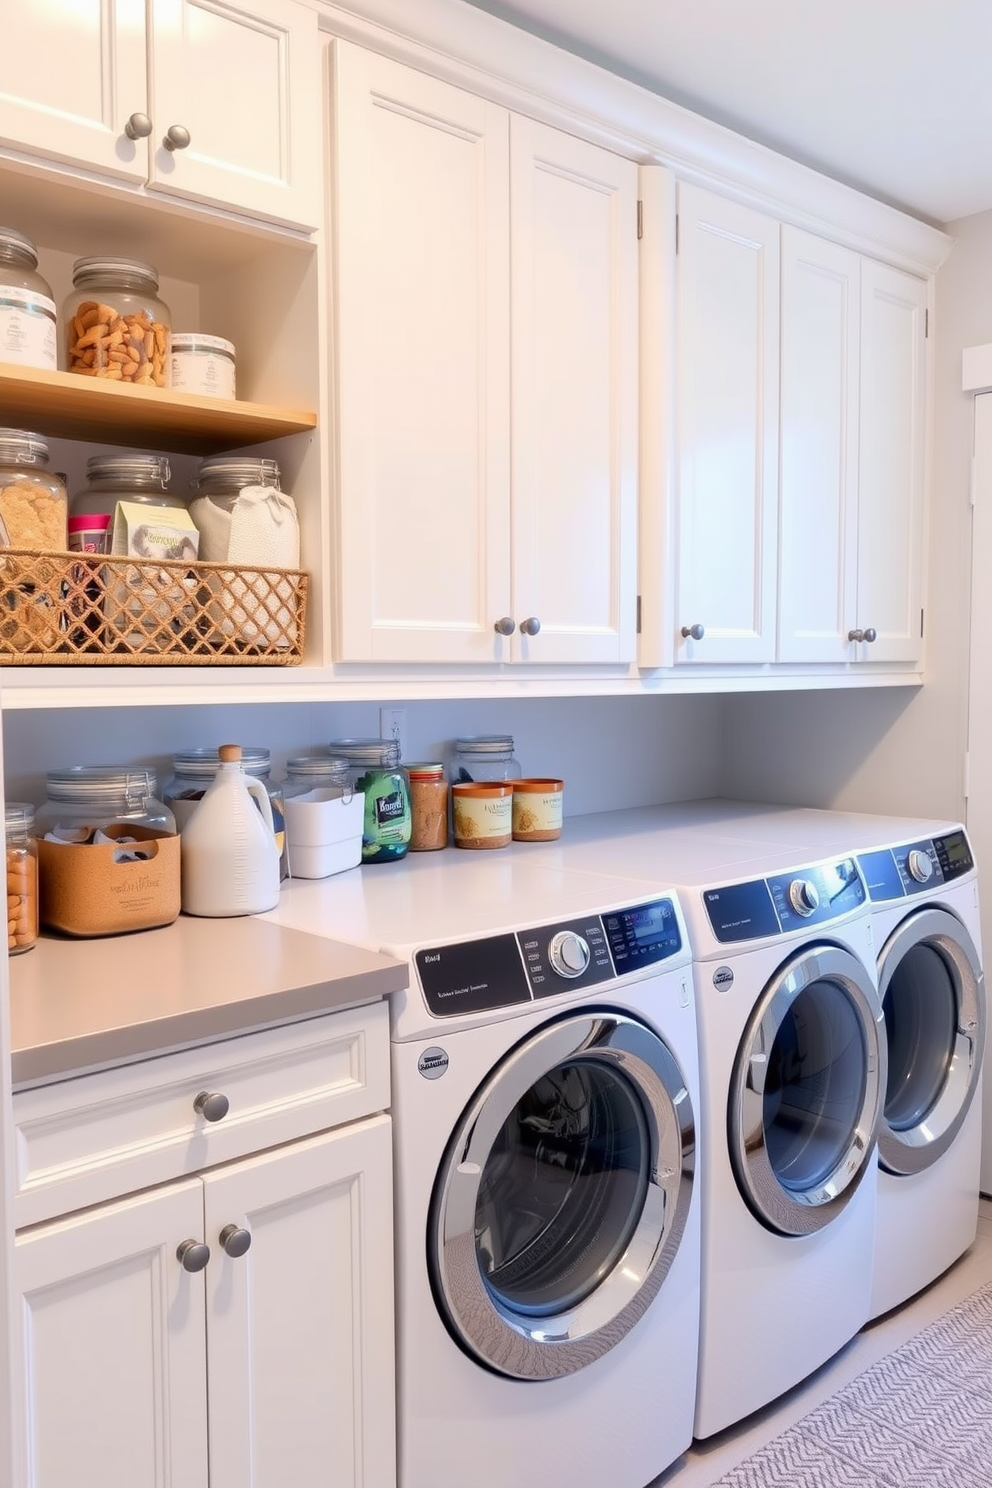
[220,1224,252,1259]
[177,1239,211,1273]
[194,1090,230,1123]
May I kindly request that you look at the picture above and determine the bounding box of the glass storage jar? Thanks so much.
[63,256,171,386]
[328,739,411,863]
[0,430,67,551]
[162,746,287,876]
[281,756,352,801]
[407,763,448,851]
[6,802,39,955]
[192,455,282,510]
[449,735,521,784]
[0,227,57,370]
[70,455,181,552]
[36,767,175,841]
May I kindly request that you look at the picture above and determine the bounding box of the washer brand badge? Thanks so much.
[713,965,735,992]
[418,1046,449,1080]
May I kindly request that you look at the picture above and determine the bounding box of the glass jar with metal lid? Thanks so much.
[281,756,352,801]
[0,430,67,551]
[328,739,411,863]
[407,762,449,851]
[449,735,521,784]
[35,767,175,840]
[69,456,182,557]
[0,227,57,370]
[63,256,171,387]
[193,456,282,508]
[162,746,287,877]
[6,802,39,955]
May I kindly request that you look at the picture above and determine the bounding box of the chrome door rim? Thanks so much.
[729,943,885,1237]
[876,907,985,1176]
[429,1010,695,1380]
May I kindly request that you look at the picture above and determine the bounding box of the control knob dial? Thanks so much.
[548,931,590,979]
[907,849,934,884]
[788,878,820,917]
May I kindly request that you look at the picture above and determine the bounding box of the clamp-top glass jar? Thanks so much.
[449,735,521,784]
[281,756,352,801]
[0,430,67,551]
[328,739,411,863]
[0,227,57,370]
[36,767,175,840]
[6,802,39,955]
[64,257,171,387]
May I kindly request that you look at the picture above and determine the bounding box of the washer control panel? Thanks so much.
[414,897,682,1016]
[705,858,865,944]
[859,828,974,902]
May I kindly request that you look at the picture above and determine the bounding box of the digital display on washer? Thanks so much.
[936,830,974,881]
[603,898,682,969]
[704,881,779,943]
[416,934,531,1017]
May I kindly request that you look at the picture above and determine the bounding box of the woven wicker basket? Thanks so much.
[0,549,307,664]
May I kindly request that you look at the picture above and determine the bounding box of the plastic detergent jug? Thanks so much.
[180,743,280,916]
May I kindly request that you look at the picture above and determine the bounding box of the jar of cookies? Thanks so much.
[6,802,39,955]
[0,430,68,551]
[64,257,171,387]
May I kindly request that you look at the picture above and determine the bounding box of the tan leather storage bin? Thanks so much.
[38,824,180,936]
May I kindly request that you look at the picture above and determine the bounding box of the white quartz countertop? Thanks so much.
[9,913,408,1087]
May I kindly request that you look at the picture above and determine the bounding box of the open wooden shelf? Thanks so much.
[0,363,317,454]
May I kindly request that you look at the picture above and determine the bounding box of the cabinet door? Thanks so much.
[15,1181,208,1488]
[332,42,512,663]
[856,258,927,664]
[509,118,638,663]
[147,0,321,229]
[203,1116,395,1488]
[675,185,780,664]
[0,1,147,181]
[778,228,861,662]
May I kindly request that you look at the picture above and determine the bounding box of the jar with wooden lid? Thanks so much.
[452,782,512,850]
[0,227,57,370]
[0,430,67,551]
[407,763,448,851]
[6,802,38,955]
[63,256,171,386]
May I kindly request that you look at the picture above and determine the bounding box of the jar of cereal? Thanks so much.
[0,430,67,551]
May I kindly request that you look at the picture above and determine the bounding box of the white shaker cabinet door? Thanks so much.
[15,1180,209,1488]
[203,1116,395,1488]
[0,0,148,182]
[332,42,512,663]
[509,118,638,664]
[855,258,927,665]
[674,184,780,664]
[778,227,861,663]
[147,0,321,229]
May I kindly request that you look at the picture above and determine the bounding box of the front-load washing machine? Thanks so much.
[263,857,701,1488]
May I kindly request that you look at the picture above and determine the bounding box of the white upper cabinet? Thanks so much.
[0,0,320,229]
[331,42,638,665]
[673,184,780,665]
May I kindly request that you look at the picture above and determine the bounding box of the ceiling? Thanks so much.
[461,0,992,227]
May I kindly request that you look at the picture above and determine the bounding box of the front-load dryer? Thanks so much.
[263,857,701,1488]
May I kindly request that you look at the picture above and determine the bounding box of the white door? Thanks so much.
[15,1181,209,1488]
[855,258,927,664]
[147,0,320,228]
[778,227,861,663]
[203,1116,395,1488]
[509,118,638,664]
[331,42,512,663]
[675,184,780,664]
[0,0,148,181]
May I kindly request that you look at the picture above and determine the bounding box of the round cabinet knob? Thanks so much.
[548,931,591,979]
[788,879,820,917]
[163,124,192,152]
[493,616,515,637]
[194,1090,230,1123]
[847,628,864,643]
[176,1239,211,1273]
[680,624,705,641]
[862,627,877,644]
[124,112,153,140]
[518,617,541,637]
[219,1224,252,1259]
[907,849,934,884]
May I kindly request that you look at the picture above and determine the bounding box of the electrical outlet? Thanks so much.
[379,706,408,760]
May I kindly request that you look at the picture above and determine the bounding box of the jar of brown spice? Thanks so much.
[6,801,39,954]
[407,763,448,851]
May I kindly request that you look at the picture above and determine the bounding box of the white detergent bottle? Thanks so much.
[180,743,280,916]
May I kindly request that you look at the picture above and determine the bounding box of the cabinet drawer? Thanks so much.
[13,1003,390,1228]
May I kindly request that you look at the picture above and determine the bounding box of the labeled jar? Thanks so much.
[407,762,448,851]
[171,333,236,398]
[162,746,287,878]
[6,802,39,955]
[329,739,411,863]
[450,735,521,784]
[0,227,57,370]
[0,430,67,551]
[64,256,171,386]
[452,782,512,850]
[512,778,564,841]
[36,767,175,840]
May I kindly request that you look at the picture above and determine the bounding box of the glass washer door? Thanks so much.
[428,1009,695,1381]
[729,943,886,1237]
[876,906,985,1176]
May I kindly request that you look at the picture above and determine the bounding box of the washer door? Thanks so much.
[429,1010,695,1380]
[729,943,885,1237]
[876,906,985,1176]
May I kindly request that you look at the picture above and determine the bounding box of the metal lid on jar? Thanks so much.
[85,454,172,487]
[454,735,515,753]
[45,766,157,804]
[71,255,161,290]
[406,762,445,778]
[172,746,271,779]
[5,801,35,837]
[327,738,402,768]
[286,755,351,780]
[195,456,280,490]
[0,429,50,464]
[0,227,39,265]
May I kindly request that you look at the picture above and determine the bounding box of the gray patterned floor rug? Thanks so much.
[709,1280,992,1487]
